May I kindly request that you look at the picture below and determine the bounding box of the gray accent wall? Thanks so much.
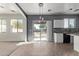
[76,15,79,28]
[27,15,79,42]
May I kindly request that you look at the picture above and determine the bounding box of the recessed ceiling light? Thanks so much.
[11,10,15,12]
[0,6,4,8]
[69,8,73,10]
[48,9,52,12]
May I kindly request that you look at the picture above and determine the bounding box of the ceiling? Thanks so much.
[0,3,79,15]
[19,3,79,15]
[0,3,21,14]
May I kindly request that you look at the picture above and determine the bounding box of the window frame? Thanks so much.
[11,19,23,33]
[0,19,6,32]
[64,18,75,28]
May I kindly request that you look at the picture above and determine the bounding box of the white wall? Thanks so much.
[0,14,27,41]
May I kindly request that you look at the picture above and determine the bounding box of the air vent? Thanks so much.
[74,9,79,12]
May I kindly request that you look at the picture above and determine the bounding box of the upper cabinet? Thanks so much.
[54,20,64,28]
[53,18,76,28]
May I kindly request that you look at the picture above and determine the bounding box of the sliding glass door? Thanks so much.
[32,20,47,41]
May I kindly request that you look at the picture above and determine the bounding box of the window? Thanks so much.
[0,19,6,32]
[11,19,23,32]
[64,18,75,28]
[69,19,75,28]
[64,18,68,28]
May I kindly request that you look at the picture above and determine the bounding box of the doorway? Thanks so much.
[32,20,47,42]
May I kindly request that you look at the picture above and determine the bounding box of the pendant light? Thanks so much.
[38,3,44,21]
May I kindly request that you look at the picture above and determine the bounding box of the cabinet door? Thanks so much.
[54,20,64,28]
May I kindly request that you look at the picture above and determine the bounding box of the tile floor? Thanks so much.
[0,42,79,56]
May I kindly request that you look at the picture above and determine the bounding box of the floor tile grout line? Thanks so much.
[8,46,20,56]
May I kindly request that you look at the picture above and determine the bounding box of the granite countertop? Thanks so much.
[53,28,79,36]
[53,28,79,33]
[72,33,79,36]
[66,33,79,36]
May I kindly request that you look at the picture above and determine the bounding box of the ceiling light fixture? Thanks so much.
[0,6,4,8]
[48,9,52,12]
[69,8,73,10]
[38,3,44,21]
[11,10,15,12]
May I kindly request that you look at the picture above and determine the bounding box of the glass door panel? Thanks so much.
[32,20,47,41]
[33,23,41,41]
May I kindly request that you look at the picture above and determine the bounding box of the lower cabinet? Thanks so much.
[54,33,63,43]
[54,33,71,43]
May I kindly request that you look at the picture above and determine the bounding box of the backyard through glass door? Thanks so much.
[32,20,47,42]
